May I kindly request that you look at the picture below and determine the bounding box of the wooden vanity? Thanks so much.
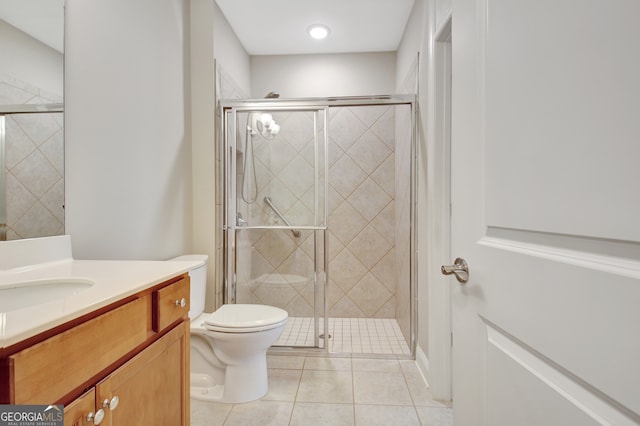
[0,273,191,426]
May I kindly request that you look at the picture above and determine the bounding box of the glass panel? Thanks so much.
[235,109,326,229]
[227,107,327,348]
[222,100,415,356]
[323,104,414,356]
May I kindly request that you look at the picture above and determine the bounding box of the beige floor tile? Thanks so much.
[353,371,413,406]
[290,402,355,426]
[267,355,306,370]
[190,355,454,426]
[399,361,437,406]
[224,401,294,426]
[296,370,354,404]
[190,399,232,426]
[304,356,352,371]
[352,358,400,372]
[262,369,302,402]
[415,406,454,426]
[354,404,420,426]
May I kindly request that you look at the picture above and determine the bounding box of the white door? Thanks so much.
[449,0,640,424]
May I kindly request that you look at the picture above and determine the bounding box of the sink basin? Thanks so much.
[0,278,94,313]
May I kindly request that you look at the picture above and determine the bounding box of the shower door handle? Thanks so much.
[441,258,469,284]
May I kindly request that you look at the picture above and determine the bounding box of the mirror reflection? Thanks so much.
[0,0,64,240]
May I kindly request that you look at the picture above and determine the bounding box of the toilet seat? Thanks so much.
[199,304,288,333]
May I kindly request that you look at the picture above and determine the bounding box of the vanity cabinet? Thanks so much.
[0,274,190,426]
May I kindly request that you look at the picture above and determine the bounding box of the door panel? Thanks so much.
[484,0,640,241]
[96,323,188,425]
[451,0,640,424]
[224,105,328,348]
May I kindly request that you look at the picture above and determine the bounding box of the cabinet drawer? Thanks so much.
[9,297,149,404]
[154,276,190,332]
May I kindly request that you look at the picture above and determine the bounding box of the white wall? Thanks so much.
[251,52,396,98]
[190,1,251,310]
[0,20,63,98]
[190,0,217,308]
[65,0,191,260]
[395,0,454,402]
[396,0,429,360]
[213,2,251,95]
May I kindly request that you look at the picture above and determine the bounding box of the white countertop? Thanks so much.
[0,258,200,349]
[0,236,202,350]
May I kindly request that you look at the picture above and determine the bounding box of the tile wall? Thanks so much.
[326,106,397,318]
[237,105,412,326]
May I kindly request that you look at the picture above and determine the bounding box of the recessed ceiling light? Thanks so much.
[307,24,330,40]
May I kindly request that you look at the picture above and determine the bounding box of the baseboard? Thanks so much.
[415,344,430,386]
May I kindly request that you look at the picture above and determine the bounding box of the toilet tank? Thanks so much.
[169,254,208,319]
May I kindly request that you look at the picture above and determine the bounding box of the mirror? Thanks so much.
[0,0,64,240]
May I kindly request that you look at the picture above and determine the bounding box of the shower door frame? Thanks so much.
[219,95,418,357]
[221,101,330,350]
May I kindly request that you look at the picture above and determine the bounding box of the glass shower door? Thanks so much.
[223,105,328,348]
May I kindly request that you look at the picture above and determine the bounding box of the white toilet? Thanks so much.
[170,255,288,403]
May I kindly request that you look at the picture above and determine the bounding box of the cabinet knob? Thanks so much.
[175,297,187,308]
[87,409,105,425]
[103,395,120,411]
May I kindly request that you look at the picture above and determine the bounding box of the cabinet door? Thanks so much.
[64,389,96,426]
[96,321,189,426]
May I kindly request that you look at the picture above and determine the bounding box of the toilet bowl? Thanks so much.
[169,255,288,403]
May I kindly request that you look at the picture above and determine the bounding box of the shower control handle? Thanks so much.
[441,258,469,284]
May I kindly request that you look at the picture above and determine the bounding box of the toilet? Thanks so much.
[170,255,288,403]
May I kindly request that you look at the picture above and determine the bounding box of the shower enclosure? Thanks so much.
[220,95,416,357]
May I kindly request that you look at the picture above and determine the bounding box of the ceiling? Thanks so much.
[0,0,64,53]
[0,0,415,57]
[215,0,416,56]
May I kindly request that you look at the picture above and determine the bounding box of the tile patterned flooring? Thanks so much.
[275,317,411,355]
[191,355,453,426]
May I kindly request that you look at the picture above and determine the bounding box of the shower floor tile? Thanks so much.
[275,317,410,356]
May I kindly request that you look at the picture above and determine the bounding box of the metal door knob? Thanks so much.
[103,396,119,411]
[441,258,469,283]
[87,409,105,425]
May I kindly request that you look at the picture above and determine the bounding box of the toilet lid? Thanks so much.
[203,304,288,330]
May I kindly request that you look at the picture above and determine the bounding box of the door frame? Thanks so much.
[423,14,453,401]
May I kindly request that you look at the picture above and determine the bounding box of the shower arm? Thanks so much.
[263,196,301,238]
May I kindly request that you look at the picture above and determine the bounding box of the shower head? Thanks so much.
[250,113,280,139]
[265,91,280,99]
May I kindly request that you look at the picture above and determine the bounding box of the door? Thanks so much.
[222,104,328,348]
[95,322,189,425]
[450,0,640,424]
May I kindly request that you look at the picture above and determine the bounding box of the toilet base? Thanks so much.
[189,354,269,403]
[190,373,225,402]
